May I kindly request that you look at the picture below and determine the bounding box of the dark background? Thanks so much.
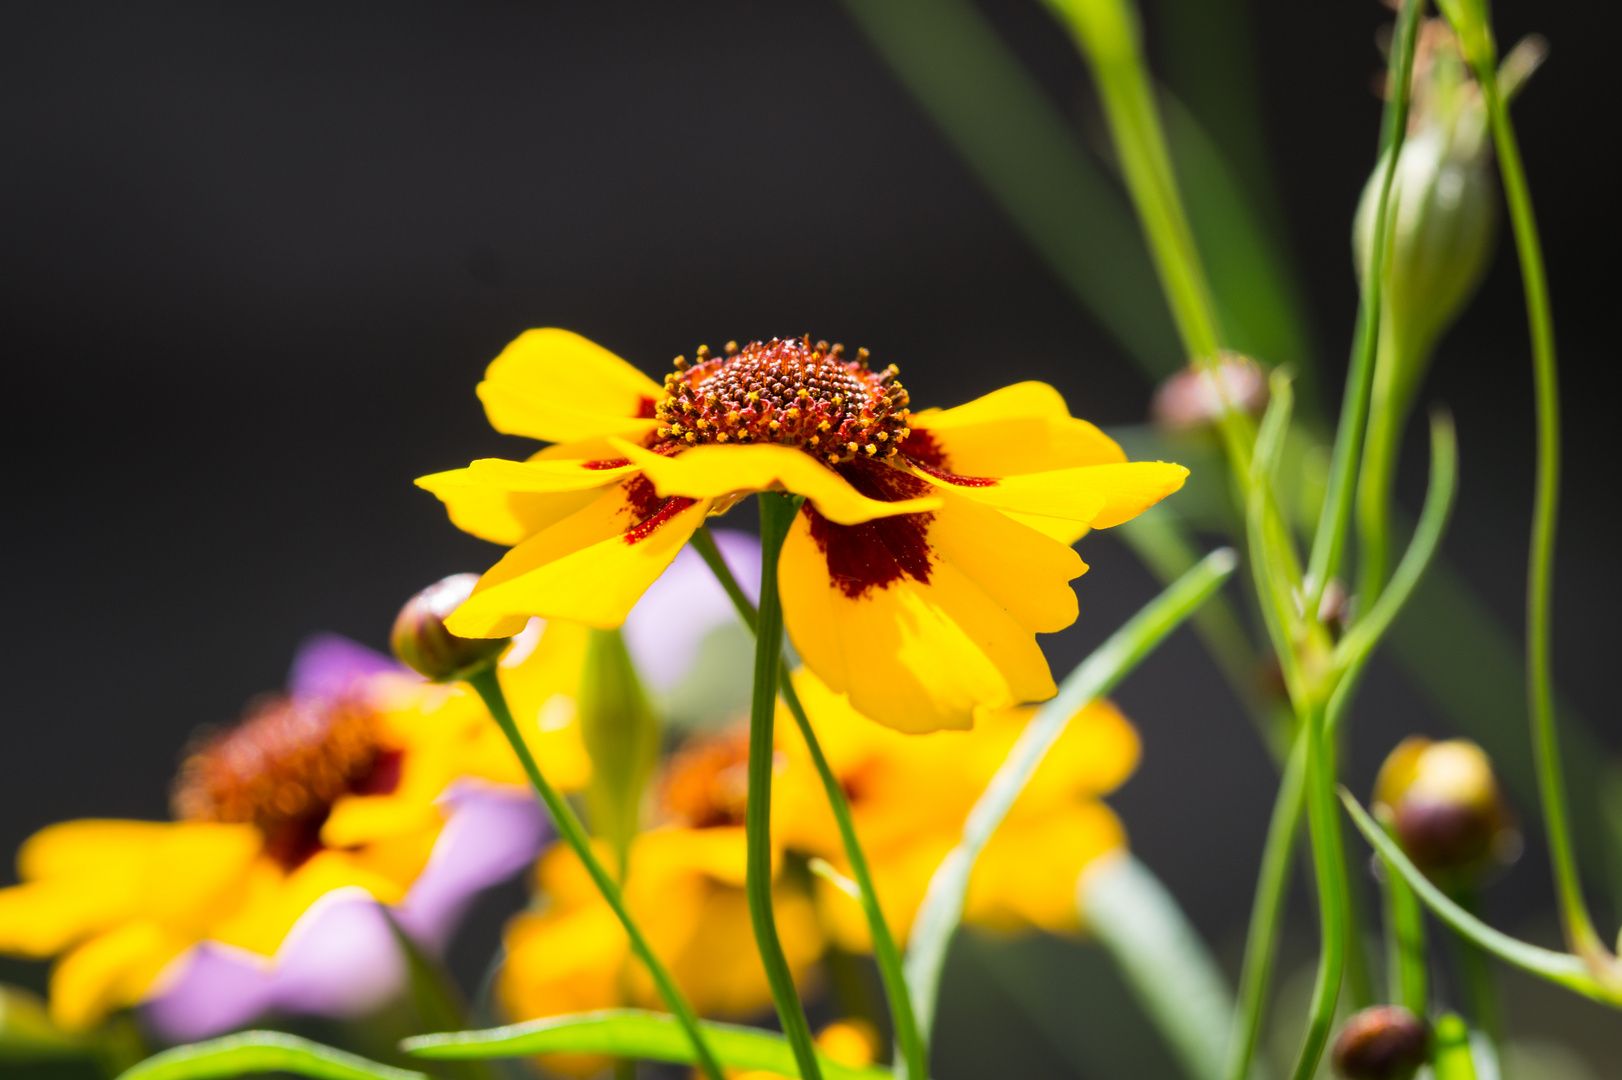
[3,1,1619,1075]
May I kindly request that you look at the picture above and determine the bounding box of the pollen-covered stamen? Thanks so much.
[172,696,399,870]
[658,729,751,829]
[652,336,912,464]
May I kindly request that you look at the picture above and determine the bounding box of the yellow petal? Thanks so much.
[967,802,1126,934]
[779,511,1058,733]
[448,485,712,635]
[925,486,1085,633]
[477,329,663,444]
[608,440,941,525]
[919,460,1189,546]
[207,852,407,956]
[909,382,1126,476]
[415,458,632,547]
[1013,698,1142,810]
[49,921,186,1032]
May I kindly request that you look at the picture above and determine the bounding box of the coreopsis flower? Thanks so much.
[418,330,1187,733]
[772,671,1139,947]
[498,729,821,1077]
[0,634,586,1040]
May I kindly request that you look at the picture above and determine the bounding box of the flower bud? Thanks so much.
[1332,1005,1428,1080]
[390,574,511,682]
[1151,352,1268,431]
[1355,20,1497,420]
[577,628,660,862]
[1373,736,1519,879]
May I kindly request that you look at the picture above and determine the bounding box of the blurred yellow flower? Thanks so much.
[0,629,588,1036]
[418,329,1186,733]
[773,671,1139,948]
[498,729,822,1078]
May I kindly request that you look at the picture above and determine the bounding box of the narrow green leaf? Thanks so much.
[904,547,1238,1037]
[401,1011,890,1080]
[117,1032,429,1080]
[1339,789,1620,1005]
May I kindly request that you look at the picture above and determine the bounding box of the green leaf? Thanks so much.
[401,1010,891,1080]
[1339,788,1621,1005]
[904,547,1238,1037]
[116,1032,430,1080]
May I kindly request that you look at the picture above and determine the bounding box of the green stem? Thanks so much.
[746,494,823,1080]
[1450,888,1503,1051]
[1474,57,1608,967]
[1381,836,1429,1014]
[1285,698,1348,1080]
[691,525,927,1080]
[1223,729,1305,1080]
[1303,0,1423,613]
[463,667,725,1080]
[1354,336,1404,606]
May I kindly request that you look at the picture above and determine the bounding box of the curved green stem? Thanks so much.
[690,526,927,1080]
[1223,730,1305,1080]
[1381,834,1429,1014]
[747,494,823,1080]
[1303,0,1423,613]
[463,668,725,1080]
[1473,55,1608,967]
[1450,888,1503,1052]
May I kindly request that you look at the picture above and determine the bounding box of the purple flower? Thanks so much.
[622,529,760,693]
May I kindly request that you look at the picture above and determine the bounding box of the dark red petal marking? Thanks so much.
[620,472,697,546]
[804,457,935,598]
[635,395,659,419]
[584,458,631,470]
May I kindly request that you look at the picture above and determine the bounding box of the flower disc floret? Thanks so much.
[654,337,910,464]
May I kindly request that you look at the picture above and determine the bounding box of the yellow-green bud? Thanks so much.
[577,628,660,865]
[390,574,510,682]
[1355,20,1496,420]
[1373,736,1519,880]
[1332,1005,1428,1080]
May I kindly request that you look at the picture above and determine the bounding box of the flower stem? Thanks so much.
[747,493,823,1080]
[1449,887,1502,1051]
[690,526,927,1080]
[1474,58,1609,968]
[1223,729,1305,1080]
[1285,698,1348,1080]
[463,667,725,1080]
[1381,839,1429,1015]
[1303,0,1423,613]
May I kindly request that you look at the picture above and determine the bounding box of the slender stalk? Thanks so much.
[1223,730,1305,1080]
[1303,0,1423,613]
[691,525,928,1080]
[1355,336,1405,604]
[1474,61,1608,967]
[463,667,725,1080]
[1285,698,1348,1080]
[1381,844,1429,1014]
[746,494,823,1080]
[1450,888,1503,1051]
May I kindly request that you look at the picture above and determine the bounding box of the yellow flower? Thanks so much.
[772,671,1139,948]
[0,634,586,1035]
[418,330,1187,733]
[498,729,822,1078]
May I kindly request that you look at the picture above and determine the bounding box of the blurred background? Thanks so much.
[2,0,1619,1076]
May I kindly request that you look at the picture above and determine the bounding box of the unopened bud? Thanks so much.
[1332,1005,1428,1080]
[1151,352,1268,431]
[1355,20,1497,421]
[1373,736,1519,879]
[390,574,510,682]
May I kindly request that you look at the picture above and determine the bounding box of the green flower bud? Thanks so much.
[1332,1005,1429,1080]
[1373,736,1519,881]
[390,574,511,682]
[577,628,660,867]
[1355,20,1497,421]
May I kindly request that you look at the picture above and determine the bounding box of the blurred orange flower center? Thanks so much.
[652,337,912,465]
[171,696,401,869]
[658,730,751,829]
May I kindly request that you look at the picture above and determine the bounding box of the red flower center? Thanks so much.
[172,696,401,870]
[651,337,912,465]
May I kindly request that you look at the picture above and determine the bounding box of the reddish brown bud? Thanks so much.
[1332,1006,1428,1080]
[1150,352,1268,430]
[1373,737,1519,880]
[390,573,510,682]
